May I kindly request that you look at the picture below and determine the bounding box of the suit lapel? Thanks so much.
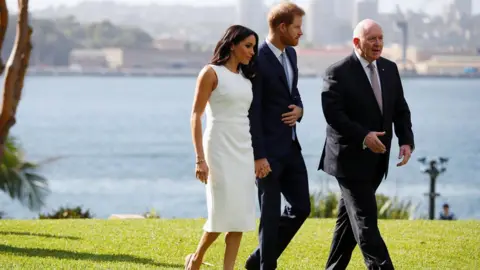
[261,42,291,96]
[376,58,389,119]
[350,53,383,117]
[286,47,297,92]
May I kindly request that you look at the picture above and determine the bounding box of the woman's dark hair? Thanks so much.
[210,25,259,80]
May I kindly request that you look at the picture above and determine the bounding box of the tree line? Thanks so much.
[0,15,154,66]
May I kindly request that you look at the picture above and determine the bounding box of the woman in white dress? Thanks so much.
[186,25,260,270]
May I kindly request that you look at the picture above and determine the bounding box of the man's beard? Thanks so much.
[280,35,296,47]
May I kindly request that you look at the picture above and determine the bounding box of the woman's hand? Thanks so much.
[255,158,271,179]
[195,160,209,184]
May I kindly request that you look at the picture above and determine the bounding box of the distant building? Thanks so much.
[441,0,473,26]
[69,49,108,68]
[307,0,352,46]
[294,44,480,75]
[447,0,472,18]
[307,0,335,46]
[382,44,435,63]
[353,0,378,28]
[237,0,267,37]
[296,47,352,74]
[153,38,188,50]
[69,48,212,70]
[416,54,480,74]
[334,0,354,26]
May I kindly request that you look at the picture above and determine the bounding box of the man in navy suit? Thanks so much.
[246,2,310,270]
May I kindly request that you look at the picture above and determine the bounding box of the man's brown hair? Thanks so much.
[267,2,305,29]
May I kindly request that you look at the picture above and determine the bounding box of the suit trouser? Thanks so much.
[246,142,311,270]
[325,160,394,270]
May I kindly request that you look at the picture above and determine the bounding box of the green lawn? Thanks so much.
[0,219,478,269]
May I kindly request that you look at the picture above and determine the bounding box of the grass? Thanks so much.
[0,219,479,269]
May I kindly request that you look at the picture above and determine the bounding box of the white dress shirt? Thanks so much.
[266,39,294,90]
[354,50,382,92]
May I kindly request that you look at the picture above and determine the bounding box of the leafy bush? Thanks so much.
[376,194,419,220]
[143,208,161,219]
[39,206,93,219]
[309,191,339,218]
[309,191,419,220]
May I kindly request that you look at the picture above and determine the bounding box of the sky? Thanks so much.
[6,0,480,14]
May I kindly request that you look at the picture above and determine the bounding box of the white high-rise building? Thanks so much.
[442,0,473,23]
[353,0,379,28]
[334,0,354,25]
[450,0,472,16]
[237,0,267,36]
[307,0,336,45]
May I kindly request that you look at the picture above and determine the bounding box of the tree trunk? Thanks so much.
[0,0,32,159]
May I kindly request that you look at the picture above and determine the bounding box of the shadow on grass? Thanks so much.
[0,231,81,240]
[0,244,183,268]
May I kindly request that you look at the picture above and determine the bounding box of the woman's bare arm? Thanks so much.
[190,65,217,162]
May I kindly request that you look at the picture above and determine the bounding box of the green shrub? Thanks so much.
[39,206,93,219]
[309,191,419,220]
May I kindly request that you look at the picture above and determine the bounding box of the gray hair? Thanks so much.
[353,19,381,39]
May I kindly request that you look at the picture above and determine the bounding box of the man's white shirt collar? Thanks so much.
[354,50,376,69]
[266,38,284,59]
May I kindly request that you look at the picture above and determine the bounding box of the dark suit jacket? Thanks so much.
[249,41,303,160]
[318,52,414,179]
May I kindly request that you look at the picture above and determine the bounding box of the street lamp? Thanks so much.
[418,156,449,220]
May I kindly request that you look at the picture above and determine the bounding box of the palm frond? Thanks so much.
[0,136,50,211]
[22,172,49,211]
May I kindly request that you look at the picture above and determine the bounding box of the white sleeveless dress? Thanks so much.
[202,64,256,232]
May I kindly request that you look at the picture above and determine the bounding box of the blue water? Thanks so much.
[1,76,479,220]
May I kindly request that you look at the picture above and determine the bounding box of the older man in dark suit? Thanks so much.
[319,19,415,270]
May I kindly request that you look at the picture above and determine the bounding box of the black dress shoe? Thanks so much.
[244,256,260,270]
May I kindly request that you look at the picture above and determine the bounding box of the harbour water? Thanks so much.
[1,76,479,220]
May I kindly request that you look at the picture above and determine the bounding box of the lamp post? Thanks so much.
[418,156,449,220]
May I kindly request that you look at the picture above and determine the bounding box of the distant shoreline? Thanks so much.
[24,68,480,79]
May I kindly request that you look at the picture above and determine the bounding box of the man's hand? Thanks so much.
[255,158,272,179]
[397,145,412,167]
[281,105,302,126]
[364,131,387,154]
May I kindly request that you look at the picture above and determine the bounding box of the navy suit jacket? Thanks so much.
[248,41,304,161]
